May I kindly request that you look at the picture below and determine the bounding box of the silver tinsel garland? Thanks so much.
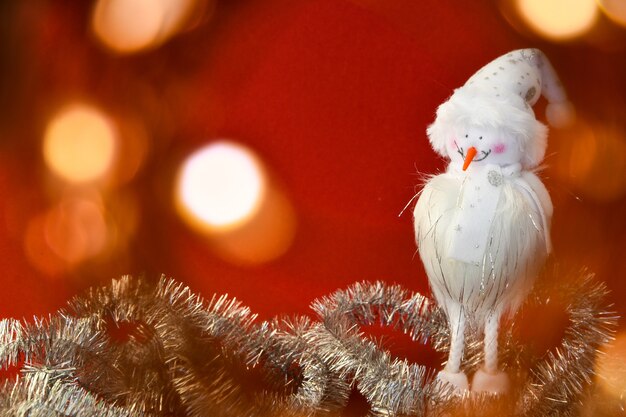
[0,268,618,416]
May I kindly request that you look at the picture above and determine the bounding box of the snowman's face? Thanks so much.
[445,125,522,168]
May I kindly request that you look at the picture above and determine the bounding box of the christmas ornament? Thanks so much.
[0,270,616,416]
[413,48,573,393]
[310,281,452,416]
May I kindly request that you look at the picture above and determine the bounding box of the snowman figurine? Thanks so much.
[413,49,571,394]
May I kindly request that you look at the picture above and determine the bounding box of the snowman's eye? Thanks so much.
[479,136,483,140]
[464,134,468,138]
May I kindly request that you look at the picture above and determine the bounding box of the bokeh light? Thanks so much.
[24,212,65,277]
[158,0,207,41]
[175,141,297,264]
[92,0,166,54]
[210,184,297,265]
[22,185,141,277]
[176,141,266,231]
[553,119,626,202]
[43,103,117,184]
[91,0,206,54]
[109,114,150,187]
[596,332,626,401]
[515,0,598,41]
[598,0,626,27]
[44,195,108,264]
[24,193,112,275]
[105,190,141,255]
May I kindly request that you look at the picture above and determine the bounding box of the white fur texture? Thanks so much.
[426,48,572,170]
[427,90,548,169]
[416,49,561,377]
[413,171,548,331]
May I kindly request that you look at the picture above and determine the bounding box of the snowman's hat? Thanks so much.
[427,49,573,169]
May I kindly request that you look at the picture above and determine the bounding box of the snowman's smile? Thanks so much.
[454,142,492,162]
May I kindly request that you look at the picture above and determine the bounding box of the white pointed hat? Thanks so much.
[427,48,573,168]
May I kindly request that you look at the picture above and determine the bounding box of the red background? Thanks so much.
[0,0,625,358]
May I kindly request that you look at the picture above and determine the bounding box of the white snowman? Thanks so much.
[413,49,571,393]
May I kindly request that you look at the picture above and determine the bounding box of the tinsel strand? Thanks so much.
[0,267,618,416]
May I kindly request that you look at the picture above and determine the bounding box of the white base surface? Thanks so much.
[471,368,510,394]
[437,370,469,394]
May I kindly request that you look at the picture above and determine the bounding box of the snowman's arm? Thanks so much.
[516,171,553,253]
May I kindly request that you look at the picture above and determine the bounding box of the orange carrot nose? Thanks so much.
[463,147,478,171]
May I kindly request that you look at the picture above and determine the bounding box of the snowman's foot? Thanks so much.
[471,368,510,394]
[436,370,469,394]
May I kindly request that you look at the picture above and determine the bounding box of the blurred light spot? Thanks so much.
[599,0,626,27]
[25,213,65,277]
[92,0,165,54]
[553,119,626,202]
[159,0,204,40]
[515,0,598,40]
[92,0,210,54]
[175,141,297,265]
[176,141,265,231]
[568,122,598,180]
[110,115,150,186]
[552,118,594,180]
[211,184,297,265]
[106,190,140,254]
[24,194,111,276]
[596,332,626,400]
[44,195,108,265]
[44,104,117,183]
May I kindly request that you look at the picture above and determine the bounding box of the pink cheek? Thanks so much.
[449,138,457,149]
[493,143,506,154]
